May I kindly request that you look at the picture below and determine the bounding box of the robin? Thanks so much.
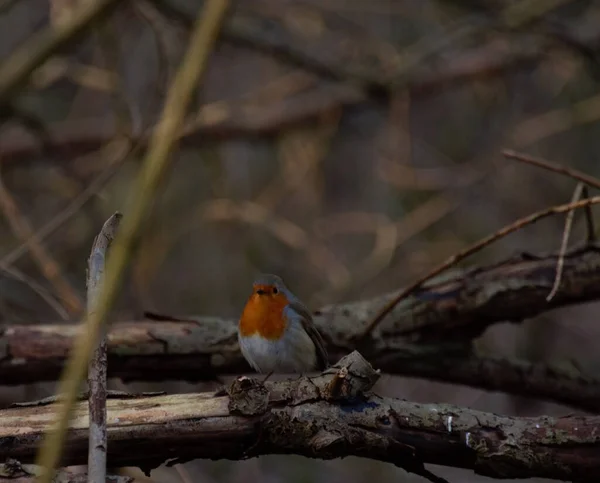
[238,274,328,377]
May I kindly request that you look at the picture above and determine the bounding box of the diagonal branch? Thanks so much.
[359,196,600,341]
[503,150,600,190]
[0,0,123,106]
[0,352,598,483]
[0,170,83,316]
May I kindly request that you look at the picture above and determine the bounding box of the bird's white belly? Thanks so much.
[238,324,317,374]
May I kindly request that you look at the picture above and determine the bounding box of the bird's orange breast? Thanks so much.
[239,293,288,340]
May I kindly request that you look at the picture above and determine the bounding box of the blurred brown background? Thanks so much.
[2,0,600,481]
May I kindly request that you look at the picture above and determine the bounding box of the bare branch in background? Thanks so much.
[153,0,580,91]
[360,196,600,341]
[0,82,363,166]
[503,150,600,190]
[503,150,600,291]
[3,7,600,167]
[0,263,69,320]
[582,186,597,242]
[0,0,123,106]
[87,213,122,483]
[0,169,83,316]
[547,183,584,301]
[0,138,134,268]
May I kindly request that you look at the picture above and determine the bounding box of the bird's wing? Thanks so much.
[286,301,329,370]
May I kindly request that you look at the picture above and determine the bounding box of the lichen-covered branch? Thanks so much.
[0,352,598,482]
[2,245,600,410]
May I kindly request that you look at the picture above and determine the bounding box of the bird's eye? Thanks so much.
[272,287,279,294]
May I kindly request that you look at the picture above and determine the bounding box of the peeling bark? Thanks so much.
[1,246,600,410]
[86,212,121,483]
[0,353,597,482]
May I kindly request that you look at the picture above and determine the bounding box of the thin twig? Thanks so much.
[1,103,55,155]
[132,0,172,128]
[0,157,71,321]
[547,184,584,301]
[501,0,572,28]
[0,0,122,106]
[503,149,600,190]
[358,196,600,341]
[582,186,597,242]
[33,2,231,482]
[87,213,121,483]
[97,23,132,137]
[504,149,598,242]
[0,170,83,316]
[87,39,127,483]
[0,263,69,320]
[0,139,132,268]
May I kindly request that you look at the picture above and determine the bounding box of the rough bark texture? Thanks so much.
[0,352,598,482]
[86,213,121,483]
[2,245,600,410]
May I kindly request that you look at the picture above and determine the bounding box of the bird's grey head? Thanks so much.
[252,273,288,296]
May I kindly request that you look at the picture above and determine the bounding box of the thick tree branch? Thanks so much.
[2,245,600,410]
[0,352,598,482]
